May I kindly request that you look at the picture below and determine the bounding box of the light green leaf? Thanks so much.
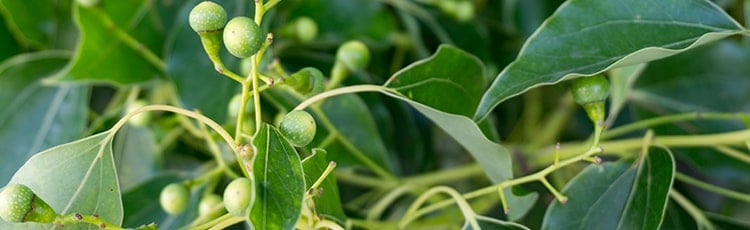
[542,147,675,230]
[47,1,161,85]
[0,51,88,185]
[250,123,306,230]
[606,63,646,125]
[301,149,346,222]
[113,124,158,191]
[0,131,122,229]
[463,215,530,230]
[475,0,745,121]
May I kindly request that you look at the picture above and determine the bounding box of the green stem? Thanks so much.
[55,213,156,230]
[335,170,396,188]
[236,83,252,142]
[89,7,165,72]
[670,190,715,230]
[713,146,750,165]
[198,121,240,178]
[675,173,750,203]
[295,84,390,110]
[399,186,478,229]
[602,112,748,140]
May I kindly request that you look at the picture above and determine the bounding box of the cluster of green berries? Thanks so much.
[189,1,266,59]
[159,177,254,217]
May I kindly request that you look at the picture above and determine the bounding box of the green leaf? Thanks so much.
[606,63,646,125]
[165,0,242,122]
[0,131,122,229]
[285,0,397,42]
[385,45,485,117]
[475,0,745,121]
[0,14,20,59]
[47,1,161,85]
[383,46,536,219]
[0,51,88,185]
[250,123,306,230]
[121,173,196,229]
[463,215,530,230]
[113,124,158,191]
[301,149,346,222]
[0,0,56,48]
[541,147,675,230]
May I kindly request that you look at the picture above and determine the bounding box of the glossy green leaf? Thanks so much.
[113,124,158,191]
[475,0,745,121]
[165,0,242,122]
[250,123,306,230]
[0,0,55,48]
[463,215,530,230]
[301,149,346,222]
[0,131,122,229]
[0,51,88,185]
[47,1,161,85]
[385,45,485,117]
[542,147,675,230]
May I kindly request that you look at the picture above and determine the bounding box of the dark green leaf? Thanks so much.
[0,16,20,60]
[250,123,305,230]
[301,149,346,222]
[47,1,162,85]
[476,0,744,120]
[0,0,56,48]
[320,94,394,172]
[0,131,122,229]
[121,173,186,228]
[385,45,485,117]
[165,0,243,122]
[0,51,88,185]
[284,0,397,42]
[542,147,675,229]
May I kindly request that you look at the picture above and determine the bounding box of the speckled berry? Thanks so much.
[223,177,253,217]
[224,17,265,58]
[0,184,57,223]
[279,110,317,147]
[336,41,370,71]
[160,183,190,215]
[189,1,228,33]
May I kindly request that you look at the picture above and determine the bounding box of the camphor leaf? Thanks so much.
[0,131,122,229]
[0,51,88,186]
[0,0,57,49]
[250,123,306,230]
[46,0,162,85]
[301,149,346,222]
[384,45,537,220]
[475,0,745,121]
[541,147,675,230]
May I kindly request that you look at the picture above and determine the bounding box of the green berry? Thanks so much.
[279,110,317,147]
[336,40,370,71]
[189,1,228,33]
[294,17,318,42]
[160,183,190,215]
[199,194,225,219]
[0,184,57,223]
[223,177,253,217]
[227,94,255,118]
[224,17,265,58]
[571,75,609,122]
[286,67,325,96]
[76,0,100,8]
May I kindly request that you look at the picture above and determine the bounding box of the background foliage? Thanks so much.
[1,0,749,229]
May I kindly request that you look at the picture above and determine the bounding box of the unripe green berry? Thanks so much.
[227,94,255,119]
[571,75,609,105]
[224,17,265,58]
[336,41,370,71]
[160,183,190,215]
[76,0,100,8]
[439,1,475,22]
[571,75,609,122]
[294,17,318,43]
[0,184,57,223]
[198,194,225,219]
[286,67,325,96]
[189,1,228,33]
[279,110,317,147]
[223,177,253,217]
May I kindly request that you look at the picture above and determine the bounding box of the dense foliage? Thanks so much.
[1,0,749,229]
